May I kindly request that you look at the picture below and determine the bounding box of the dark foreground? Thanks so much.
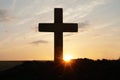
[0,59,120,80]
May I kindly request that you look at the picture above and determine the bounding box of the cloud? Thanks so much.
[64,22,89,37]
[10,0,17,10]
[78,22,89,29]
[64,33,73,37]
[78,22,90,32]
[64,0,106,22]
[30,40,48,45]
[0,9,15,22]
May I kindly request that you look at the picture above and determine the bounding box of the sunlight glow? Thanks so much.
[63,55,72,62]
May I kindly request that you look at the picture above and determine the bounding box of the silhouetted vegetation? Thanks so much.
[0,58,120,80]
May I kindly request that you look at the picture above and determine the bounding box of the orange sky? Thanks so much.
[0,0,120,60]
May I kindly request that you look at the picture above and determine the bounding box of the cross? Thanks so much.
[39,8,78,63]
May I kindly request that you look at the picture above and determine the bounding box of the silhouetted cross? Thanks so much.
[39,8,78,63]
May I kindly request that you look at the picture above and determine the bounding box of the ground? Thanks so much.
[0,59,120,80]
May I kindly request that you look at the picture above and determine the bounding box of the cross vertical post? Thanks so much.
[54,8,63,62]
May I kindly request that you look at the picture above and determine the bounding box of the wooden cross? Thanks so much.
[39,8,78,63]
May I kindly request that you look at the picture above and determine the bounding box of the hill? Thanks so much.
[0,61,23,71]
[0,59,120,80]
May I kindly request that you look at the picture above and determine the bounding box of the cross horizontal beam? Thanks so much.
[39,23,78,32]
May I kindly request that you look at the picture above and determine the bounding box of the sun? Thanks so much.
[63,55,72,62]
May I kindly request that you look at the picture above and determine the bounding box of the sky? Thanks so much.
[0,0,120,60]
